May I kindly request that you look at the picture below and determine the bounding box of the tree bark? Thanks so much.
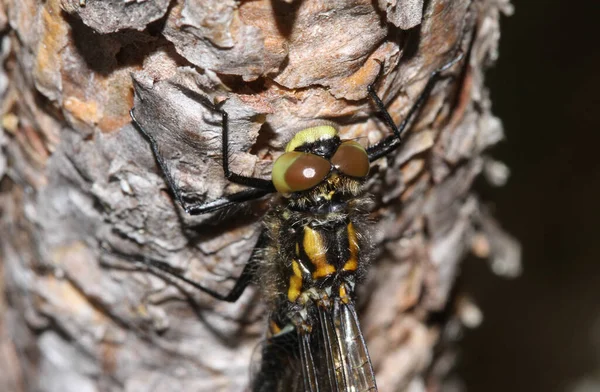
[0,0,519,391]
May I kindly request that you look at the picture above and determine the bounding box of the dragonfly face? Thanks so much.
[122,53,464,392]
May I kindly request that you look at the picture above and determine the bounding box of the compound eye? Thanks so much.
[331,141,370,178]
[272,152,331,193]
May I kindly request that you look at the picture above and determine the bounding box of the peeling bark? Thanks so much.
[0,1,519,391]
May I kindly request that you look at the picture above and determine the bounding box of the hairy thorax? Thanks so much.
[259,178,373,330]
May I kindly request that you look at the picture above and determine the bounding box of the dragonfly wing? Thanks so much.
[252,300,377,392]
[251,326,319,392]
[330,301,378,392]
[251,328,301,392]
[299,332,320,392]
[317,305,346,391]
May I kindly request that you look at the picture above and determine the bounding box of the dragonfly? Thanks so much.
[115,53,463,392]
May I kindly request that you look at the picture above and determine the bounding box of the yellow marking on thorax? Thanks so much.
[339,284,350,304]
[323,190,335,200]
[342,222,359,272]
[287,260,303,302]
[269,320,282,335]
[303,226,336,279]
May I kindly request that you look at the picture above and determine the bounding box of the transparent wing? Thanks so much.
[313,301,378,392]
[299,333,320,392]
[301,300,378,392]
[330,301,378,392]
[251,327,307,392]
[252,300,377,392]
[317,305,345,390]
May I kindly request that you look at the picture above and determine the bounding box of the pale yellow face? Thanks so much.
[284,125,338,152]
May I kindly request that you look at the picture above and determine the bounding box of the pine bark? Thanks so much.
[0,1,519,391]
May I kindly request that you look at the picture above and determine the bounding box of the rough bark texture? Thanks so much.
[0,1,519,392]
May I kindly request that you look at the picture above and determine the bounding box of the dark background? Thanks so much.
[459,1,600,391]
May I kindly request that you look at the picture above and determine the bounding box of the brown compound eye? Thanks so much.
[272,152,331,193]
[331,141,370,178]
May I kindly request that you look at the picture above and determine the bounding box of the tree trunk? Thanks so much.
[0,0,519,391]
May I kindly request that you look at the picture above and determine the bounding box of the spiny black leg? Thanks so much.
[185,188,274,215]
[218,106,276,191]
[366,53,464,162]
[170,83,276,191]
[130,109,274,215]
[102,231,267,302]
[103,245,250,302]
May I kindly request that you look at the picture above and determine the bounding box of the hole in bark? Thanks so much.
[250,121,276,158]
[63,11,158,76]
